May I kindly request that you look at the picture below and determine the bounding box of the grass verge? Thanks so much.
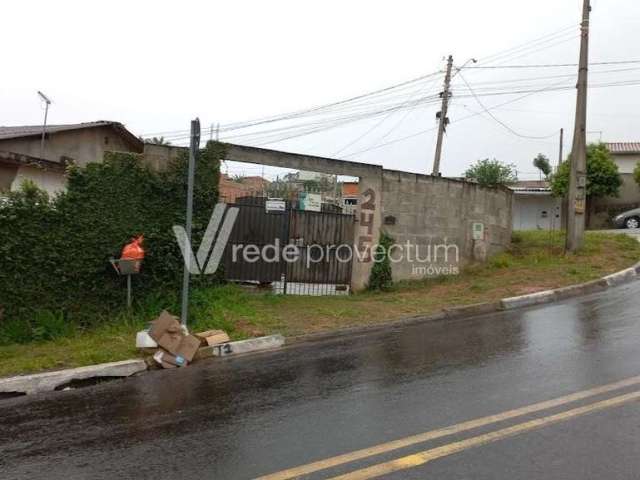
[1,231,638,377]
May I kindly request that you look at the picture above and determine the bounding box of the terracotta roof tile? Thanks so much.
[605,142,640,154]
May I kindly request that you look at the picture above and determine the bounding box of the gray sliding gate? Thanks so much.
[223,199,354,294]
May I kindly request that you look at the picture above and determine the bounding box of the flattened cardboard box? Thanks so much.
[148,310,181,342]
[148,310,200,362]
[157,331,183,354]
[195,329,230,346]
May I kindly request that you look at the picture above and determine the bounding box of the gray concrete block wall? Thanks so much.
[381,170,512,282]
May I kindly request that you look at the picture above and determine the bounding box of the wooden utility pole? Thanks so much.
[566,0,591,252]
[432,55,453,176]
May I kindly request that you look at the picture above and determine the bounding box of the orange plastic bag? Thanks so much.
[120,235,145,273]
[121,235,145,261]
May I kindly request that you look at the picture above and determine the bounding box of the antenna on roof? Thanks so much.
[37,91,52,160]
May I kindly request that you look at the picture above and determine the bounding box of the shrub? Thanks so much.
[368,232,394,291]
[0,141,224,326]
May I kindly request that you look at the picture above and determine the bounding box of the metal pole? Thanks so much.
[180,118,201,327]
[127,274,132,308]
[566,0,591,252]
[432,55,453,176]
[37,91,51,160]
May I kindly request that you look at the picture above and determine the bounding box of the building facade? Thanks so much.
[590,143,640,228]
[510,181,562,231]
[0,121,143,195]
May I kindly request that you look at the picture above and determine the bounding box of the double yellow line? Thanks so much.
[257,375,640,480]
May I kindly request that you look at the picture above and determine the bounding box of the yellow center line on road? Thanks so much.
[256,375,640,480]
[328,389,640,480]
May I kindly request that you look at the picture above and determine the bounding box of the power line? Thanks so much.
[331,73,443,156]
[465,60,640,69]
[343,77,574,158]
[140,70,443,139]
[476,24,578,65]
[445,71,559,139]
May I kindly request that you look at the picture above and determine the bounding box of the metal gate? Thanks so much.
[223,199,355,295]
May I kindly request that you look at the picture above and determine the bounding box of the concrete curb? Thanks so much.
[194,334,285,360]
[0,359,147,395]
[286,261,640,348]
[603,267,637,287]
[4,261,640,397]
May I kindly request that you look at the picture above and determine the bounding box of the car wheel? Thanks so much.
[625,217,640,229]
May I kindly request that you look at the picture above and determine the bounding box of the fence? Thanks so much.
[223,198,355,295]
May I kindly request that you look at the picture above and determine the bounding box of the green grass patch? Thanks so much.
[1,231,639,377]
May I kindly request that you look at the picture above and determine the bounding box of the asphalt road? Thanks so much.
[2,281,640,479]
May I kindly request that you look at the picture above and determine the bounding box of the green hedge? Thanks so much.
[0,141,224,324]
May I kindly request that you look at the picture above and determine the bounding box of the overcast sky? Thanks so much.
[3,0,640,180]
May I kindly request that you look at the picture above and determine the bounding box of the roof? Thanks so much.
[0,150,67,172]
[509,180,552,194]
[0,121,143,152]
[605,143,640,155]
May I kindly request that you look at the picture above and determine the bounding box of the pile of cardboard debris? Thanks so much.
[137,310,230,369]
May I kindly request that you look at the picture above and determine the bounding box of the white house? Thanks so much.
[510,180,562,230]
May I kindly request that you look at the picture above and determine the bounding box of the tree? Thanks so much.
[464,158,517,188]
[550,143,621,199]
[144,136,171,145]
[533,153,552,179]
[633,162,640,188]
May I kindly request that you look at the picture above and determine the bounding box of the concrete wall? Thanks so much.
[223,144,513,290]
[613,154,640,174]
[10,165,67,196]
[142,143,186,170]
[0,127,134,168]
[382,170,512,282]
[0,164,18,191]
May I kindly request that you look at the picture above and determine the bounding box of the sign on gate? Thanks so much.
[265,198,286,213]
[299,192,322,212]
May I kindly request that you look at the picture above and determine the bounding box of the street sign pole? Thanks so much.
[180,118,200,328]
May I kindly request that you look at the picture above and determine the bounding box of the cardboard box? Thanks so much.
[174,334,201,362]
[156,331,183,353]
[153,350,188,369]
[148,310,201,365]
[149,310,181,342]
[195,329,230,346]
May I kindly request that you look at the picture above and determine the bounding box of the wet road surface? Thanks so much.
[2,281,640,479]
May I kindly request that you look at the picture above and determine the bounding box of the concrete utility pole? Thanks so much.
[432,55,453,176]
[558,128,564,169]
[559,128,569,230]
[566,0,591,253]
